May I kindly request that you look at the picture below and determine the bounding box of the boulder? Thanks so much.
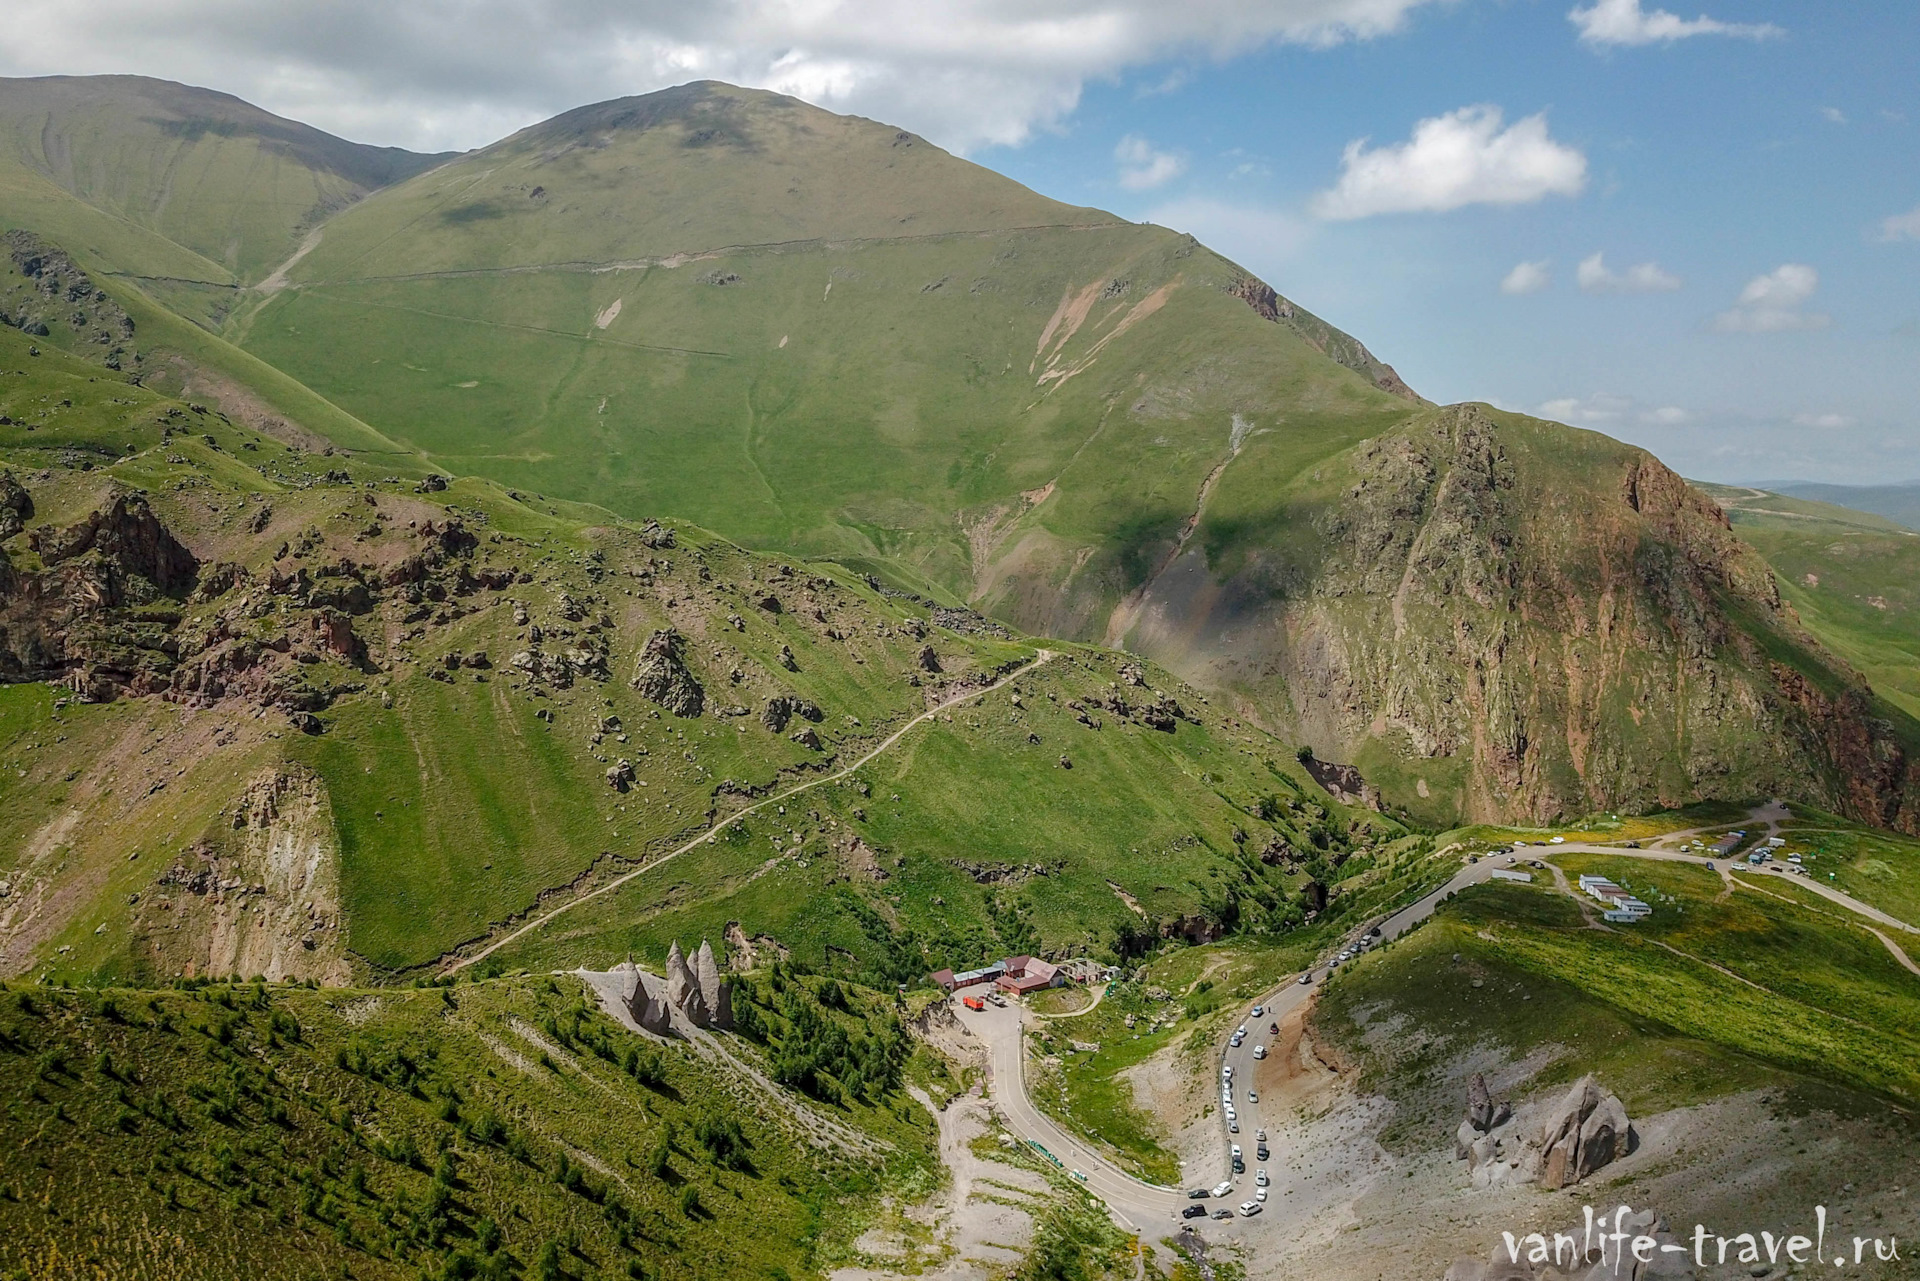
[1535,1074,1631,1189]
[630,628,704,717]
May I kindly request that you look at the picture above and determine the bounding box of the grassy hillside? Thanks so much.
[0,301,1392,993]
[1700,482,1920,721]
[216,82,1920,835]
[0,75,448,288]
[0,970,950,1280]
[1775,479,1920,532]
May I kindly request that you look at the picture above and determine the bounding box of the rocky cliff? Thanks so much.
[1106,404,1920,832]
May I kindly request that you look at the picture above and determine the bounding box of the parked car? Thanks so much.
[1212,1180,1234,1198]
[1187,1188,1210,1199]
[1213,1208,1234,1220]
[1251,1006,1263,1017]
[1298,972,1312,985]
[1622,841,1639,849]
[1183,1205,1208,1219]
[1256,1130,1267,1143]
[1256,1145,1270,1161]
[1228,1121,1239,1134]
[1247,1090,1258,1102]
[1240,1201,1263,1217]
[1252,1045,1267,1060]
[1256,1169,1269,1186]
[1255,1187,1269,1202]
[1233,1158,1245,1173]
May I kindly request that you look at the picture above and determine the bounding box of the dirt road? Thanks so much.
[952,999,1185,1232]
[443,651,1055,975]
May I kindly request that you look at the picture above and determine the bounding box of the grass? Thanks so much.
[1705,482,1920,722]
[0,971,935,1281]
[1326,861,1920,1108]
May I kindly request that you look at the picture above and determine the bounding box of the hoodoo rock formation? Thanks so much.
[693,939,732,1031]
[1454,1072,1630,1190]
[665,940,707,1027]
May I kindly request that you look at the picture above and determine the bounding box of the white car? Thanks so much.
[1212,1180,1234,1198]
[1247,1090,1258,1102]
[1251,1006,1263,1017]
[1256,1169,1269,1186]
[1240,1201,1263,1217]
[1256,1129,1267,1142]
[1252,1045,1267,1060]
[1255,1187,1269,1202]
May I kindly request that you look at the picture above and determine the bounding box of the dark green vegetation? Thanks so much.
[8,74,1910,832]
[0,973,941,1281]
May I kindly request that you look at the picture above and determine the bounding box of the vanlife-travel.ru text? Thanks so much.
[1501,1205,1900,1272]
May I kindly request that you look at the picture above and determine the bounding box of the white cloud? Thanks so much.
[1714,264,1831,333]
[1537,393,1631,425]
[1792,412,1852,429]
[1568,0,1782,47]
[1500,260,1552,295]
[1879,205,1920,242]
[1114,135,1186,191]
[1576,251,1681,293]
[1536,394,1692,429]
[1310,105,1587,220]
[1819,106,1847,125]
[0,0,1447,153]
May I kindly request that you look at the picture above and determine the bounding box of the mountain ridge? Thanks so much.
[1,75,1915,836]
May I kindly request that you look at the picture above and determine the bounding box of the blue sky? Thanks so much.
[4,0,1915,483]
[976,3,1920,485]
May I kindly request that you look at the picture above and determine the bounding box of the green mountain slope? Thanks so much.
[0,75,450,290]
[0,310,1400,991]
[4,77,1915,839]
[1774,479,1920,532]
[1700,482,1920,721]
[0,970,965,1281]
[216,82,1920,834]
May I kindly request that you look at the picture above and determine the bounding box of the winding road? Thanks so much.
[961,800,1919,1237]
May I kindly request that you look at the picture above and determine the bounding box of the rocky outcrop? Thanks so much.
[762,694,823,734]
[1455,1072,1630,1190]
[31,493,198,600]
[615,960,673,1034]
[630,627,703,717]
[694,938,732,1030]
[1091,402,1920,834]
[0,471,30,539]
[665,940,708,1027]
[0,490,199,696]
[1535,1075,1631,1189]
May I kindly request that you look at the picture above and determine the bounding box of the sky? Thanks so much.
[2,0,1915,484]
